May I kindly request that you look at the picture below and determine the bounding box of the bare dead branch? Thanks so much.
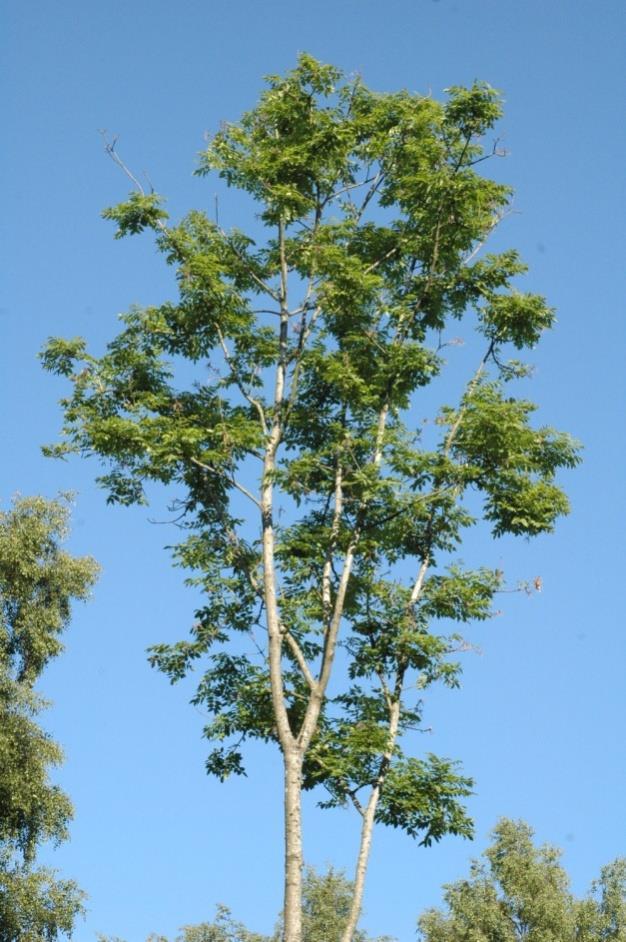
[100,131,147,196]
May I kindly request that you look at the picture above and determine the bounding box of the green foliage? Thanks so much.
[577,859,626,940]
[480,292,555,349]
[0,853,85,942]
[284,867,393,942]
[375,756,473,845]
[43,53,579,923]
[0,496,97,941]
[101,192,169,238]
[105,867,392,942]
[170,904,268,942]
[0,679,72,861]
[418,819,626,942]
[0,495,99,685]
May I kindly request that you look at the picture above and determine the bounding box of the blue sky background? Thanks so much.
[2,0,625,939]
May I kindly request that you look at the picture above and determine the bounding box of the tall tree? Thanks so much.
[42,55,579,941]
[418,818,626,941]
[0,495,98,941]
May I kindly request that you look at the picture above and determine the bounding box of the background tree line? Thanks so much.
[101,821,626,941]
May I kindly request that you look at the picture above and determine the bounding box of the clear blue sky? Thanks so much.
[2,0,625,939]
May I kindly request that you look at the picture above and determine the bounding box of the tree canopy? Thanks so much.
[42,54,580,940]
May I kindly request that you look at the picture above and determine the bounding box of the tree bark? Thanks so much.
[283,747,304,942]
[340,698,401,942]
[341,799,377,942]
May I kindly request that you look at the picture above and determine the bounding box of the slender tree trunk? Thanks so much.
[341,697,401,942]
[342,558,432,942]
[341,788,379,942]
[283,747,304,942]
[260,212,307,942]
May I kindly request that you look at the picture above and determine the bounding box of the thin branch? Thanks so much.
[322,174,378,207]
[348,791,365,817]
[100,131,146,194]
[376,670,392,711]
[101,133,281,306]
[356,170,385,220]
[297,336,400,751]
[248,622,268,662]
[146,508,190,527]
[282,629,319,693]
[362,244,400,275]
[468,138,508,167]
[442,339,495,456]
[217,225,281,301]
[215,324,268,435]
[321,459,344,625]
[190,456,261,509]
[409,555,430,606]
[462,207,515,267]
[282,305,322,427]
[227,534,263,600]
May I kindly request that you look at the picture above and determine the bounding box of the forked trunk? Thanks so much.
[283,748,304,942]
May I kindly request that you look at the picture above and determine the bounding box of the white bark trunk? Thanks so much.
[340,789,378,942]
[283,748,304,942]
[341,697,401,942]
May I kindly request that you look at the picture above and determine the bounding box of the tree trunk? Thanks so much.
[341,697,402,942]
[283,748,304,942]
[340,788,380,942]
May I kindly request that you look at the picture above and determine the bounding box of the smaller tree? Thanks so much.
[418,818,626,941]
[0,495,99,942]
[577,859,626,941]
[102,867,393,942]
[276,867,394,942]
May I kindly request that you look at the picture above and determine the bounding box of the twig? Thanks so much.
[100,131,147,195]
[190,456,261,509]
[282,629,319,693]
[462,207,515,267]
[215,324,268,435]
